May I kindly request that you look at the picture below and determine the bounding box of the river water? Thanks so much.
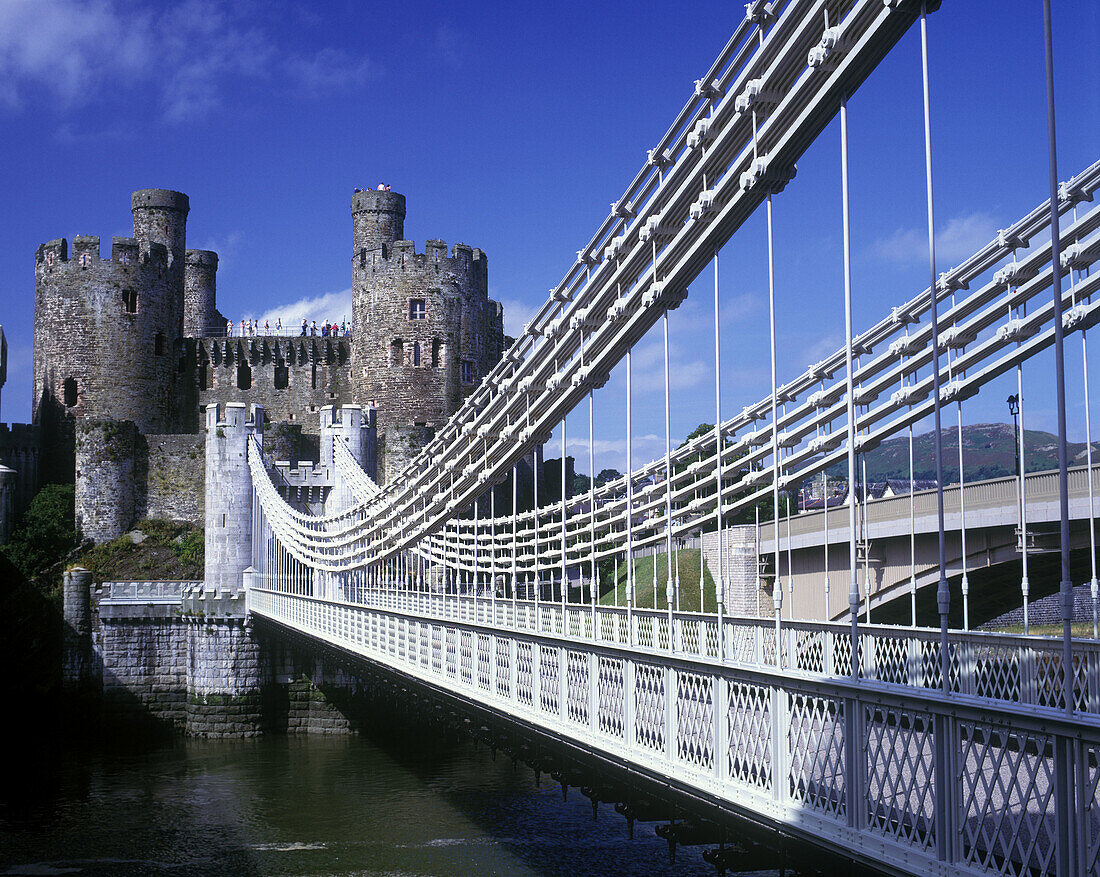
[1,729,853,877]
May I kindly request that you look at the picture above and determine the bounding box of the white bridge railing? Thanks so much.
[249,585,1100,877]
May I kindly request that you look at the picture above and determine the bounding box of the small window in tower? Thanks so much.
[237,363,252,390]
[461,360,474,384]
[274,365,289,389]
[311,364,318,389]
[199,361,213,389]
[177,356,187,374]
[79,253,90,268]
[390,339,404,367]
[155,332,166,355]
[432,339,442,368]
[63,377,78,408]
[413,341,421,367]
[409,299,426,320]
[123,288,137,313]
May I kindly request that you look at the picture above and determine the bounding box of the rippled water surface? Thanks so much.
[1,731,835,876]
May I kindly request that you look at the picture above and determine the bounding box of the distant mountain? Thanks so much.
[826,422,1100,483]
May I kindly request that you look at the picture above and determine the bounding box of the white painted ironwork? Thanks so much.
[238,4,1100,873]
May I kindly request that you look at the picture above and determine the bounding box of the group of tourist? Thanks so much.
[299,319,350,337]
[225,318,352,338]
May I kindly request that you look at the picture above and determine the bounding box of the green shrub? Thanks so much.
[0,483,77,580]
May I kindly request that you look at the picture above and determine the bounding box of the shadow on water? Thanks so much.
[0,717,881,877]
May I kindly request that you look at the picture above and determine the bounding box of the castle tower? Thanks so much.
[131,189,189,268]
[184,249,220,337]
[204,402,263,592]
[350,189,503,484]
[352,190,405,258]
[33,189,205,484]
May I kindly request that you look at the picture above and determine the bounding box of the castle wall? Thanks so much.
[194,338,352,433]
[75,419,137,542]
[0,422,40,522]
[138,433,205,526]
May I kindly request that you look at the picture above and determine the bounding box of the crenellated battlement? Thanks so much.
[195,336,351,367]
[0,422,40,448]
[377,239,486,267]
[36,235,170,274]
[204,401,264,433]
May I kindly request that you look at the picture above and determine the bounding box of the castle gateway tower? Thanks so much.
[351,190,505,483]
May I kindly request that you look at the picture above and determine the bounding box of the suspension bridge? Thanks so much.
[214,2,1100,874]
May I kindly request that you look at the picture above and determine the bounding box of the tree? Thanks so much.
[1,483,77,582]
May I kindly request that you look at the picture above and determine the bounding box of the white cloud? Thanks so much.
[563,434,665,475]
[0,0,375,122]
[498,296,539,339]
[868,212,1000,266]
[251,287,352,332]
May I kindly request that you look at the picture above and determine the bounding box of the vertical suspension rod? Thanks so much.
[841,96,859,679]
[920,7,950,690]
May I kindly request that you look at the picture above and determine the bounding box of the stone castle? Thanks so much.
[0,187,507,544]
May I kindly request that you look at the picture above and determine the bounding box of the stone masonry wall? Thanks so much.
[99,618,188,733]
[138,433,205,525]
[75,419,137,542]
[702,525,761,616]
[186,618,263,737]
[195,337,352,433]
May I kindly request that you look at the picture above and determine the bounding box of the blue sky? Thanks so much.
[0,0,1097,474]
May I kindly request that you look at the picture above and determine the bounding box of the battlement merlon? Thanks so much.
[372,240,488,283]
[36,236,169,272]
[204,401,265,436]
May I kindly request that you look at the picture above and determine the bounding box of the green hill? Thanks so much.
[827,422,1100,483]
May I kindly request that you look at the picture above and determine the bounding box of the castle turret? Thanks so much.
[204,402,263,592]
[131,189,189,268]
[352,190,405,259]
[184,249,220,337]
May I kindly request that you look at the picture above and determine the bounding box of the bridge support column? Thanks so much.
[204,402,263,593]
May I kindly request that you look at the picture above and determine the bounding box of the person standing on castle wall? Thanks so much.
[264,319,270,334]
[300,319,307,337]
[226,320,233,337]
[240,319,245,337]
[310,321,317,336]
[340,320,346,336]
[276,318,282,334]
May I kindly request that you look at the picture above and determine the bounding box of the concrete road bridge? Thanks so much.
[162,2,1100,874]
[756,464,1100,626]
